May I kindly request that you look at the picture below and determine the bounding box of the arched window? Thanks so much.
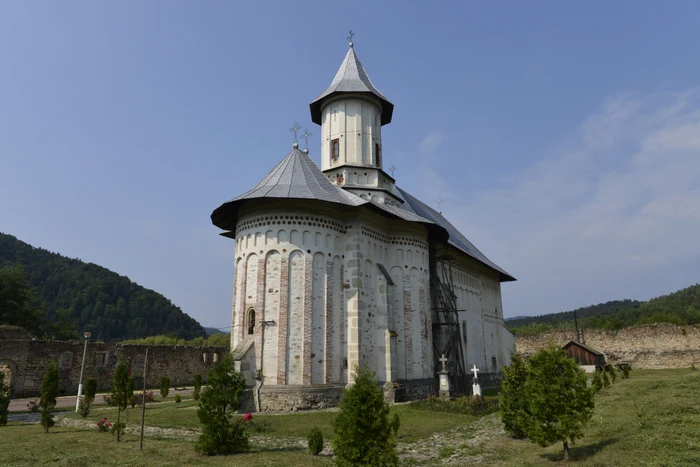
[247,309,255,335]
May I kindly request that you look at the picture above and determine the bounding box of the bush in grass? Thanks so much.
[40,362,59,433]
[84,378,97,401]
[601,368,610,388]
[592,372,603,392]
[622,366,630,378]
[78,396,92,418]
[308,427,324,455]
[160,376,170,399]
[175,393,182,403]
[608,366,617,384]
[332,364,399,467]
[523,344,595,462]
[27,400,39,413]
[111,358,129,442]
[0,371,9,426]
[193,374,202,400]
[126,377,134,402]
[195,354,248,455]
[135,391,154,406]
[500,351,530,438]
[129,394,137,408]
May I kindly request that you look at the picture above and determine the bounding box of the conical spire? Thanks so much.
[309,44,393,125]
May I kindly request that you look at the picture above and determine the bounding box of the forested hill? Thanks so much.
[507,284,700,335]
[0,232,204,341]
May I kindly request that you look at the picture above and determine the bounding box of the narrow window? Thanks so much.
[491,356,498,371]
[375,143,381,167]
[247,309,256,335]
[331,138,340,162]
[462,321,467,345]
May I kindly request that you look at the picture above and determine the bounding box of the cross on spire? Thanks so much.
[301,129,312,150]
[437,199,442,213]
[389,164,396,177]
[290,122,301,144]
[347,30,354,47]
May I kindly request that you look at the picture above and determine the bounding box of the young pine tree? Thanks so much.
[622,365,630,379]
[193,374,202,401]
[126,377,134,402]
[601,368,610,388]
[40,362,59,433]
[0,371,10,426]
[111,358,129,441]
[608,366,617,384]
[195,354,248,455]
[160,376,170,399]
[84,378,97,400]
[500,351,530,438]
[332,365,400,467]
[524,344,595,461]
[592,371,603,393]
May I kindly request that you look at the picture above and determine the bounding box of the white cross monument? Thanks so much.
[471,364,482,397]
[438,354,451,400]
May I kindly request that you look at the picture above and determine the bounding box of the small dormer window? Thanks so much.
[331,139,340,162]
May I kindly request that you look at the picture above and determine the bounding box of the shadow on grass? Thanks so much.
[540,437,619,462]
[254,446,307,454]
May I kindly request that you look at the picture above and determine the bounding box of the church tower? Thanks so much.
[310,38,401,206]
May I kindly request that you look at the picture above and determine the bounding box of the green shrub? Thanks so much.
[193,374,202,400]
[0,371,9,426]
[78,397,92,418]
[601,368,610,388]
[160,376,170,399]
[84,378,97,401]
[129,394,137,408]
[40,362,59,433]
[500,351,530,438]
[175,393,182,403]
[608,366,617,383]
[126,377,134,402]
[195,354,248,455]
[308,426,324,455]
[111,358,129,442]
[592,372,603,392]
[622,366,630,378]
[332,364,399,467]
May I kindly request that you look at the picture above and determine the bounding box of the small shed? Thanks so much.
[562,341,606,368]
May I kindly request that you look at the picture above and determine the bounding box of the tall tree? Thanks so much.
[195,354,248,455]
[332,365,399,467]
[0,264,42,334]
[40,363,59,433]
[524,344,595,461]
[111,358,129,442]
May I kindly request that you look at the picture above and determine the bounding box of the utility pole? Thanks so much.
[75,331,91,412]
[139,348,149,451]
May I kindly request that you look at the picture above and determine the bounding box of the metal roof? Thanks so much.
[309,45,394,125]
[394,187,516,282]
[563,340,604,356]
[211,147,514,282]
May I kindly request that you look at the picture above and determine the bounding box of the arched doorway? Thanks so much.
[0,359,18,397]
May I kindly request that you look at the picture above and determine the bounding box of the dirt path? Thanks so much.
[8,388,194,412]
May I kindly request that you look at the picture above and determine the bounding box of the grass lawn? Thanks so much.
[2,369,699,466]
[65,398,478,443]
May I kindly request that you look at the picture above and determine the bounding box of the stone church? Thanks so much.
[211,39,516,409]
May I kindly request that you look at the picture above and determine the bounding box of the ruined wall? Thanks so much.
[515,324,700,369]
[0,327,228,397]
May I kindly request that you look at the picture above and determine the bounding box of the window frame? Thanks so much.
[247,309,256,335]
[331,138,340,162]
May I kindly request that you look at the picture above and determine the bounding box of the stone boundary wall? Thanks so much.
[515,323,700,369]
[0,327,228,398]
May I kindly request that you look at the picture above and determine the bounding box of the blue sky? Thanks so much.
[2,1,699,329]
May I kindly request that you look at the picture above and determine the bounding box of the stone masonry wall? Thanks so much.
[515,324,700,369]
[0,328,228,398]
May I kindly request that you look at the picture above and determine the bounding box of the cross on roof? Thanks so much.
[290,122,301,143]
[471,364,480,379]
[301,129,312,150]
[390,164,396,177]
[347,30,354,46]
[439,354,448,372]
[437,199,442,213]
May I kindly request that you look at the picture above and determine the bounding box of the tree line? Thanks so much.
[0,232,204,340]
[507,283,700,335]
